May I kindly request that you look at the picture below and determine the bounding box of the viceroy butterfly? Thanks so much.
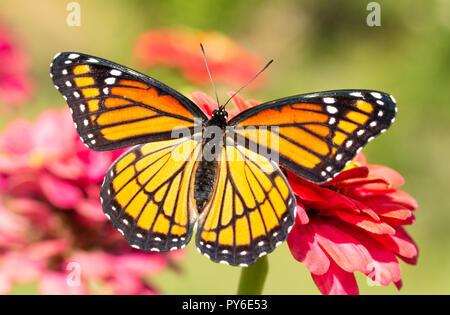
[50,52,396,266]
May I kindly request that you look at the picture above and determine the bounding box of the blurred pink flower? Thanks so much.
[134,28,265,88]
[0,22,33,107]
[0,109,184,294]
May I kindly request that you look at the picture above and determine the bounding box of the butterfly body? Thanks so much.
[50,52,397,266]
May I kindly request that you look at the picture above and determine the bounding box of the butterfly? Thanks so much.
[50,52,397,266]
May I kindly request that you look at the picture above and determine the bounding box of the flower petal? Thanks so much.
[338,224,402,286]
[372,226,418,264]
[40,175,83,209]
[367,165,405,188]
[287,223,330,275]
[333,211,396,235]
[116,252,168,277]
[189,90,216,118]
[312,220,372,273]
[295,204,309,225]
[39,272,86,295]
[311,260,359,295]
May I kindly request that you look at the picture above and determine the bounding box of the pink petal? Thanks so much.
[0,271,12,294]
[32,109,77,158]
[311,260,359,295]
[295,204,309,225]
[288,179,326,202]
[376,207,414,225]
[287,223,330,275]
[78,149,115,182]
[0,120,33,154]
[333,211,395,235]
[39,175,83,208]
[372,226,418,264]
[7,198,52,233]
[109,273,143,295]
[189,90,216,118]
[362,190,418,210]
[166,248,187,261]
[26,239,69,260]
[67,252,115,280]
[0,202,29,244]
[312,220,372,273]
[39,272,86,295]
[75,199,107,223]
[1,253,44,283]
[367,165,405,188]
[227,92,261,112]
[116,252,167,277]
[45,156,84,181]
[338,224,402,286]
[325,167,369,185]
[353,152,367,165]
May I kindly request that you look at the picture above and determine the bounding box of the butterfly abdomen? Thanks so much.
[194,113,227,212]
[194,159,218,212]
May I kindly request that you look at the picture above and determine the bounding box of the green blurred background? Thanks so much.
[1,0,449,294]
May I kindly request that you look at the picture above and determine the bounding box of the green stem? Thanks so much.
[236,255,268,295]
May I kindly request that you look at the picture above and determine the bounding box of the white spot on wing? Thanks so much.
[346,140,353,148]
[105,77,116,84]
[323,97,336,104]
[110,69,122,76]
[350,92,363,97]
[371,92,382,99]
[326,105,338,114]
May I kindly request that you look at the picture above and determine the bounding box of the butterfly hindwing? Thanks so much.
[51,52,207,151]
[228,90,397,183]
[101,135,202,251]
[196,137,296,266]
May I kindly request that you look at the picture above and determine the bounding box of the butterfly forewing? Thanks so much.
[228,90,397,183]
[50,52,207,151]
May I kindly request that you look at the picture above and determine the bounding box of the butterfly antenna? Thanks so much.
[222,59,273,109]
[200,43,221,108]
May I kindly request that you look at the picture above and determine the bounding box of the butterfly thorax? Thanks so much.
[194,108,228,212]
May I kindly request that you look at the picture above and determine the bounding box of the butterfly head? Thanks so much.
[209,107,228,128]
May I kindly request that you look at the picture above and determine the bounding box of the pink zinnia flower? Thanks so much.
[0,109,184,294]
[286,155,418,294]
[134,28,265,88]
[192,91,418,295]
[0,22,33,107]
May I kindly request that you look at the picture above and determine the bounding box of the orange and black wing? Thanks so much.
[101,135,202,251]
[50,52,207,151]
[228,90,397,183]
[196,138,296,266]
